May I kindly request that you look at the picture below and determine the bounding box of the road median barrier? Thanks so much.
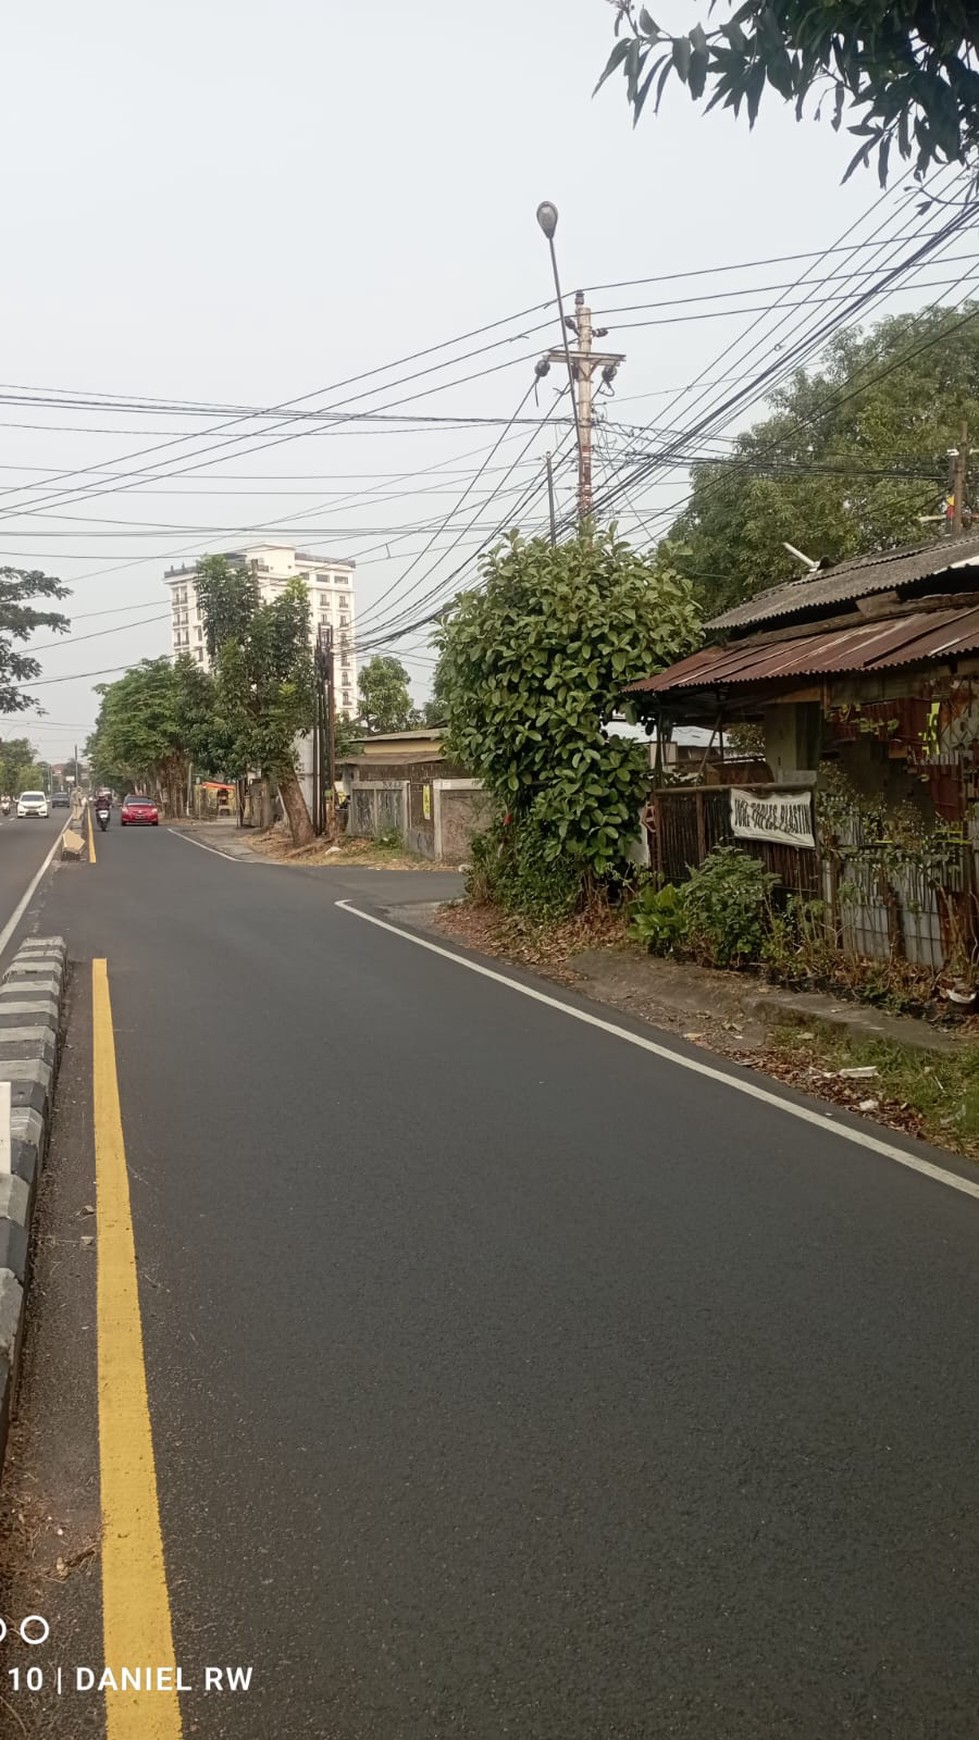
[60,827,85,861]
[60,792,89,861]
[0,936,67,1475]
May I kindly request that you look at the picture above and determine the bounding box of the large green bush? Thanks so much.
[439,529,699,916]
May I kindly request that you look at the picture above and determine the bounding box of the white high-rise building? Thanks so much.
[164,544,358,718]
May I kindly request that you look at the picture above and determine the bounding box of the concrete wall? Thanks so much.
[433,780,492,863]
[340,756,488,861]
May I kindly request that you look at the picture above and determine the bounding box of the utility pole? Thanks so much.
[315,624,336,839]
[949,422,970,535]
[325,622,336,840]
[537,289,624,527]
[545,453,557,545]
[543,293,624,524]
[311,669,321,836]
[535,203,625,532]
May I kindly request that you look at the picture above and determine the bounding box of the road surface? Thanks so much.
[0,811,66,958]
[2,822,979,1737]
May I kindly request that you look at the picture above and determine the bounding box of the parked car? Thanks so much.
[17,791,49,819]
[120,795,159,827]
[51,791,70,809]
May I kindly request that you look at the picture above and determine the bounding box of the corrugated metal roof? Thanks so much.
[628,605,979,695]
[710,531,979,632]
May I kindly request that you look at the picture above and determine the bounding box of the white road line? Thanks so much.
[0,820,74,962]
[167,827,255,863]
[336,898,979,1206]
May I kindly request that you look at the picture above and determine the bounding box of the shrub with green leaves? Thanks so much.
[681,846,778,968]
[467,816,583,923]
[629,881,688,953]
[438,529,699,916]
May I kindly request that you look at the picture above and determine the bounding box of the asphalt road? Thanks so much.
[0,810,65,957]
[5,823,979,1737]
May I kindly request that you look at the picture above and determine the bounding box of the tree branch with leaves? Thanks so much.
[0,567,70,714]
[597,3,979,187]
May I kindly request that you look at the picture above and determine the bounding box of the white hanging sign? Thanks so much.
[729,788,815,850]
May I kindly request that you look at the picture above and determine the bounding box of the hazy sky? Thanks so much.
[1,0,969,759]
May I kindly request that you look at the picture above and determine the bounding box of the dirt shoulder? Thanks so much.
[245,826,447,872]
[434,901,979,1163]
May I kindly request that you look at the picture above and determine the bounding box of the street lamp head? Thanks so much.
[536,201,558,240]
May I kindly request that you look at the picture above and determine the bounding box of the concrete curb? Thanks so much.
[0,935,67,1479]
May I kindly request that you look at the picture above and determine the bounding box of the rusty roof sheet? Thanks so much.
[709,531,979,633]
[628,605,979,695]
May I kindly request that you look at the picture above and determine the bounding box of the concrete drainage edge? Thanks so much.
[0,935,68,1479]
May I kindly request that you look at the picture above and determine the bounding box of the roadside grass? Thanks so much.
[768,1024,979,1158]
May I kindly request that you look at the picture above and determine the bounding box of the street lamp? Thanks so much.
[535,199,583,482]
[536,201,558,240]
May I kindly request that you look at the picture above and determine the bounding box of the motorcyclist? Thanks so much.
[94,789,112,831]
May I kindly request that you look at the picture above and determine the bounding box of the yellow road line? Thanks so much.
[93,960,182,1739]
[87,804,96,864]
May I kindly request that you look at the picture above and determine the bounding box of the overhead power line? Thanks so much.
[0,296,560,519]
[581,172,978,533]
[29,612,170,652]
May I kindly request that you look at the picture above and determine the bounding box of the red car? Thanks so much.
[120,794,159,827]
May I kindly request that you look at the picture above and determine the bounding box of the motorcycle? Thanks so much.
[0,798,9,818]
[95,801,111,833]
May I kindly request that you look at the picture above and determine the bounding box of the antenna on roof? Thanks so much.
[783,542,819,572]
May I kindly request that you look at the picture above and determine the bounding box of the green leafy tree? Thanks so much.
[598,4,979,186]
[196,557,315,845]
[420,656,451,728]
[0,737,47,796]
[87,657,215,813]
[437,529,700,913]
[0,567,70,714]
[356,655,415,734]
[664,301,979,618]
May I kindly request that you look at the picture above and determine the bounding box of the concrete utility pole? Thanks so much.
[543,293,624,524]
[535,202,624,531]
[949,423,970,535]
[314,623,336,839]
[325,623,337,839]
